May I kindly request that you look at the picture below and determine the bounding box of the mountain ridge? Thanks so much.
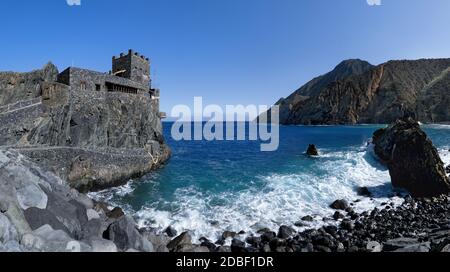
[269,58,450,125]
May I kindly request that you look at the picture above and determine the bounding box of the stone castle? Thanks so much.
[57,49,159,97]
[0,50,171,191]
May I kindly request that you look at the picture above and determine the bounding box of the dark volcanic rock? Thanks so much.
[106,207,125,219]
[333,211,345,220]
[277,225,295,239]
[301,215,314,222]
[106,215,153,252]
[446,165,450,174]
[231,239,246,253]
[261,231,276,243]
[165,226,178,238]
[372,118,450,198]
[167,232,192,251]
[306,144,319,156]
[330,199,349,210]
[357,187,372,197]
[222,231,237,240]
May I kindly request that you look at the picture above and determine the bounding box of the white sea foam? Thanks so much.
[121,146,404,242]
[90,144,449,243]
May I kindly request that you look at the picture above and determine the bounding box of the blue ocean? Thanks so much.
[90,123,450,241]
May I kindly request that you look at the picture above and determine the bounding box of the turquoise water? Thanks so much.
[91,123,450,241]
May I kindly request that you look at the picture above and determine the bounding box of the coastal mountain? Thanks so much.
[269,58,450,125]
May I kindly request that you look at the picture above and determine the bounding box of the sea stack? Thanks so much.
[306,144,319,156]
[372,118,450,198]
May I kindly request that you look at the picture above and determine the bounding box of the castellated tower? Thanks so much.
[112,49,151,88]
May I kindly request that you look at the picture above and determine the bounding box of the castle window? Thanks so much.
[96,84,101,91]
[80,82,86,91]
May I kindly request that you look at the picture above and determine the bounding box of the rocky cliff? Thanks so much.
[269,58,450,125]
[0,63,170,192]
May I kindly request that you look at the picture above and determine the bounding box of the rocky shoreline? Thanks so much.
[2,149,450,253]
[164,195,448,253]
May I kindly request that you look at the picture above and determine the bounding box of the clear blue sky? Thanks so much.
[1,0,450,114]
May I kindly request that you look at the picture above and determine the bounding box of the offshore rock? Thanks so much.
[306,144,319,156]
[372,118,450,198]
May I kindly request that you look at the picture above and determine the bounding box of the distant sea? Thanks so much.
[90,123,450,242]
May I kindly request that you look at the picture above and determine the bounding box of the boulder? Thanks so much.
[277,225,295,239]
[0,214,18,243]
[80,219,107,239]
[301,215,314,222]
[245,236,261,247]
[16,184,48,210]
[366,241,382,252]
[2,240,22,252]
[167,232,192,251]
[86,209,100,221]
[21,233,45,251]
[174,245,210,253]
[446,165,450,174]
[0,199,9,213]
[141,231,171,252]
[260,231,276,243]
[107,207,125,219]
[231,238,246,253]
[330,199,349,210]
[106,215,154,252]
[333,211,345,220]
[33,224,72,242]
[164,226,177,238]
[24,207,70,234]
[306,144,319,156]
[222,231,237,240]
[441,243,450,252]
[357,187,372,197]
[88,238,118,252]
[340,219,354,231]
[74,194,94,210]
[216,246,232,252]
[372,118,450,198]
[23,192,88,240]
[199,237,217,251]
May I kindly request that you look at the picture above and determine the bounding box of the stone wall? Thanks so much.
[57,67,148,93]
[112,49,150,87]
[13,146,170,192]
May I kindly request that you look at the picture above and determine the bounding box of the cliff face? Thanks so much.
[0,63,58,105]
[0,64,170,192]
[272,58,450,125]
